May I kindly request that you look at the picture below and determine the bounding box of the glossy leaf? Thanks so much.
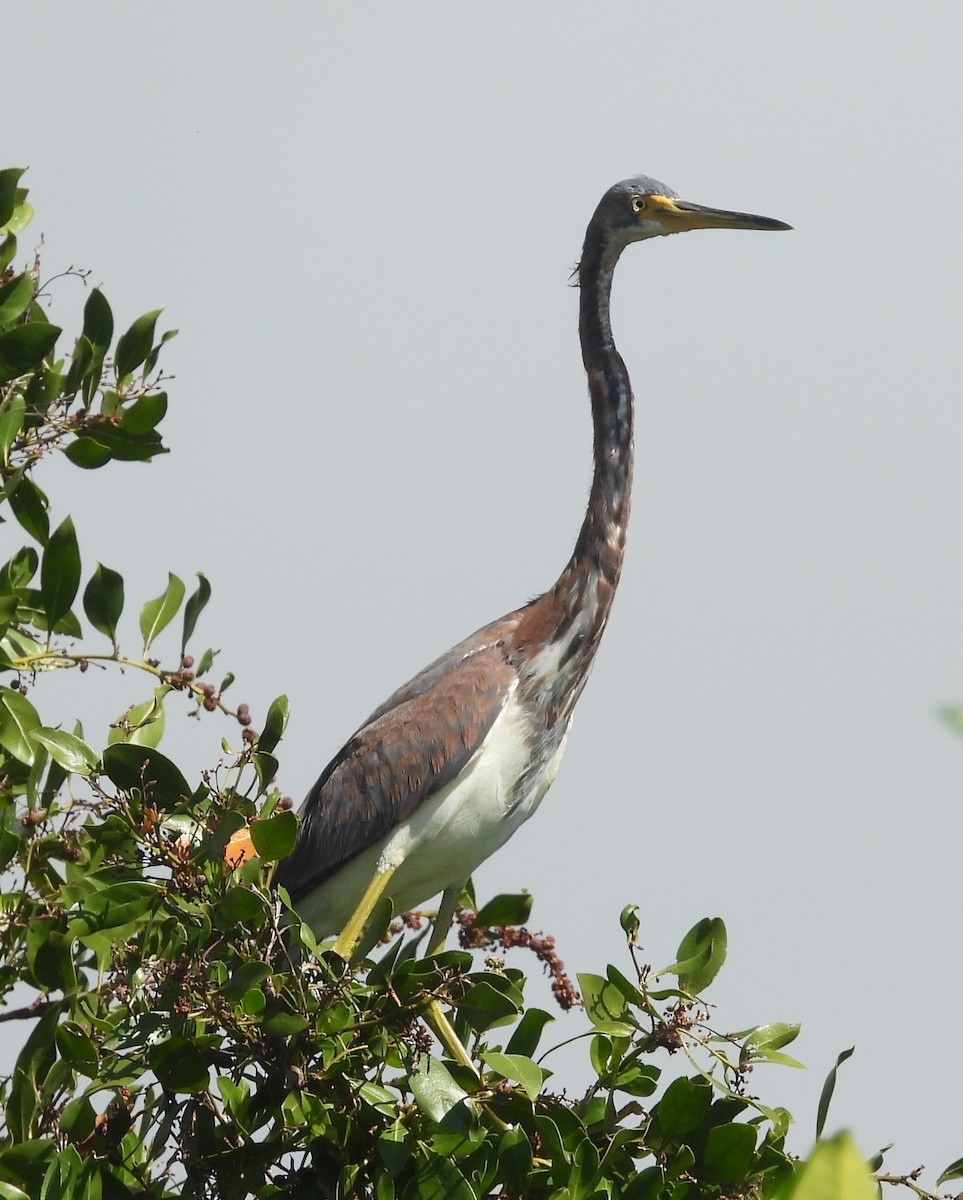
[256,693,289,755]
[741,1022,802,1068]
[407,1055,472,1126]
[68,881,159,936]
[0,232,15,272]
[937,1155,963,1187]
[115,309,161,379]
[578,972,634,1036]
[121,390,167,434]
[81,287,113,355]
[139,572,185,653]
[63,436,111,469]
[0,322,60,385]
[474,891,532,927]
[665,916,727,994]
[482,1051,545,1100]
[0,393,26,459]
[0,168,26,229]
[40,515,81,630]
[505,1006,554,1058]
[496,1126,533,1194]
[143,327,178,376]
[29,729,98,775]
[62,334,94,398]
[1,545,38,591]
[101,743,192,809]
[82,563,124,643]
[55,1024,98,1076]
[815,1046,854,1138]
[181,572,211,652]
[0,687,41,766]
[74,421,166,462]
[7,476,48,544]
[249,809,298,861]
[108,688,168,749]
[0,272,33,330]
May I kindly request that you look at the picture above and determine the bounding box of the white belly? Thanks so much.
[296,692,568,938]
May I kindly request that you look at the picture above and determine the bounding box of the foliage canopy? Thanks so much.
[0,169,958,1199]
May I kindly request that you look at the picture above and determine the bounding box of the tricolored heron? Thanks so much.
[275,176,790,967]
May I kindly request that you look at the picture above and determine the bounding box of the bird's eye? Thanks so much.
[631,196,647,213]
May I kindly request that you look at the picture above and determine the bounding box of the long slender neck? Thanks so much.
[512,227,634,719]
[570,232,634,583]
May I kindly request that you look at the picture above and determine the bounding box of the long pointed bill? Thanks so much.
[647,194,792,233]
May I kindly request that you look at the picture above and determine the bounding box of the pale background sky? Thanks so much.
[5,2,962,1186]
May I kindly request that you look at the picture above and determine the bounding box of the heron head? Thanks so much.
[596,175,791,245]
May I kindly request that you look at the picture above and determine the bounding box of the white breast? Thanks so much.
[296,689,568,939]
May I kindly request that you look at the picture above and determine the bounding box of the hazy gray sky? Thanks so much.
[6,2,963,1184]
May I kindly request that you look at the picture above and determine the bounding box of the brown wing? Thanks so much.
[274,621,521,903]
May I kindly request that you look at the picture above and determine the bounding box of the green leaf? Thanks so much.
[741,1022,802,1066]
[68,881,159,936]
[578,972,634,1036]
[664,916,727,994]
[456,977,521,1032]
[115,309,162,380]
[256,693,289,755]
[505,1007,554,1058]
[261,1011,309,1037]
[143,327,178,377]
[482,1051,545,1100]
[0,687,41,766]
[0,234,16,274]
[702,1123,757,1183]
[120,390,168,435]
[108,688,168,749]
[415,1158,475,1200]
[0,392,26,460]
[101,742,192,808]
[81,287,113,355]
[656,1076,712,1136]
[55,1023,98,1076]
[139,572,185,653]
[408,1055,473,1126]
[148,1036,210,1094]
[63,436,111,469]
[783,1131,875,1200]
[29,728,98,775]
[938,1155,963,1188]
[0,272,33,331]
[82,563,124,643]
[474,891,533,927]
[815,1046,854,1138]
[73,420,166,462]
[181,572,211,652]
[40,515,81,630]
[8,476,49,545]
[496,1126,532,1193]
[0,323,60,385]
[5,1001,60,1142]
[2,203,32,237]
[0,168,26,229]
[59,1096,96,1142]
[249,809,298,861]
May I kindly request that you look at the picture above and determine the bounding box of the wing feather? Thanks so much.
[275,623,520,903]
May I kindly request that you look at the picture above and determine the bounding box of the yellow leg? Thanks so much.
[423,999,476,1072]
[425,883,461,957]
[333,867,395,959]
